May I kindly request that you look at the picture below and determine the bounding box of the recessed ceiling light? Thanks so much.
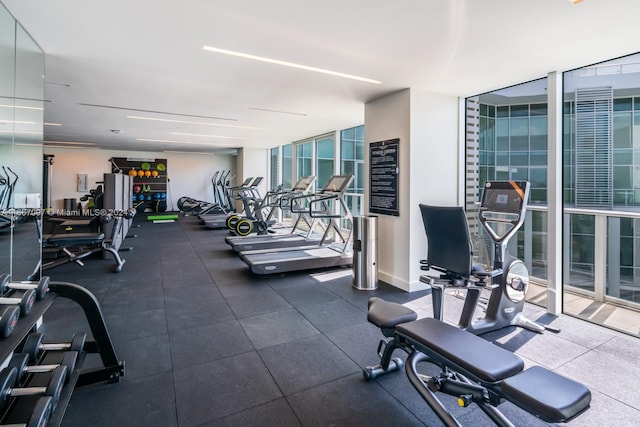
[127,115,268,130]
[202,45,382,84]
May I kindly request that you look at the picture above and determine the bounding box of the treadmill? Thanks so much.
[239,174,354,275]
[224,175,321,252]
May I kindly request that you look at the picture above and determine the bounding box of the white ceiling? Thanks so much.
[4,0,640,154]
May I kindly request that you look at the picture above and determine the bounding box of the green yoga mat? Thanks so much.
[147,214,179,221]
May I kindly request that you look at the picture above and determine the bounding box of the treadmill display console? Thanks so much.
[322,175,354,193]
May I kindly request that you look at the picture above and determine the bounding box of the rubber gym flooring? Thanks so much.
[19,214,640,426]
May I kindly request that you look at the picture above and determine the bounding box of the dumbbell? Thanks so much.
[8,352,77,385]
[0,306,20,338]
[0,274,49,301]
[0,366,66,411]
[0,290,35,317]
[0,396,52,427]
[21,333,86,363]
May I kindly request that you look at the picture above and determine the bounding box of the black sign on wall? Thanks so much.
[369,138,399,216]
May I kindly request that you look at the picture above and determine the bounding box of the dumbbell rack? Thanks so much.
[0,281,124,426]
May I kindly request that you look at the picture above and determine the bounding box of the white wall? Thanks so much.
[235,147,270,212]
[408,89,460,287]
[44,147,235,210]
[364,88,459,292]
[365,89,412,290]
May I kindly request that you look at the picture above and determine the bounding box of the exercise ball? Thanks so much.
[151,170,159,177]
[128,169,137,177]
[144,170,151,178]
[137,170,144,177]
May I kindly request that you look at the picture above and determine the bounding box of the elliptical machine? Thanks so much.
[420,180,558,334]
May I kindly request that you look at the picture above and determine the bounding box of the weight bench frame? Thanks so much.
[364,297,591,427]
[29,215,129,280]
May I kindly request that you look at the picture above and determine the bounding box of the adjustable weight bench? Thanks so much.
[364,297,591,426]
[29,210,135,280]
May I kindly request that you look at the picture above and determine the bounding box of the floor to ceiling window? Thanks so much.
[469,51,640,334]
[467,79,549,297]
[282,144,293,189]
[269,126,364,226]
[269,147,279,188]
[563,52,640,320]
[296,140,313,181]
[340,125,364,217]
[315,135,335,192]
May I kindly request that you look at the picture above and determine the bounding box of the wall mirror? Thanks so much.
[0,2,44,280]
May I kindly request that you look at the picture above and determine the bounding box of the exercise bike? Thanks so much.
[419,180,557,334]
[361,181,590,426]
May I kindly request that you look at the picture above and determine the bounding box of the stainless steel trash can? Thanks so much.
[353,215,378,290]
[63,198,76,212]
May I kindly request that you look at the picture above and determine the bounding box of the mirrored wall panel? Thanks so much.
[0,3,44,280]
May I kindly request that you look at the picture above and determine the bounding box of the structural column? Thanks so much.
[364,89,459,291]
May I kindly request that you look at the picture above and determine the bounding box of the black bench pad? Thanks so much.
[46,233,105,244]
[367,297,417,329]
[501,365,591,422]
[396,317,524,382]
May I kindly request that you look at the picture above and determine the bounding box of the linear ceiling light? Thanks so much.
[0,104,44,110]
[0,130,41,135]
[127,115,268,130]
[569,0,584,3]
[44,141,95,146]
[0,120,37,125]
[44,122,62,126]
[163,150,216,155]
[202,45,382,84]
[78,103,237,121]
[169,132,243,139]
[44,145,100,150]
[248,107,307,116]
[137,138,235,147]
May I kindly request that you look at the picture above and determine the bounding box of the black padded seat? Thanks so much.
[367,297,418,329]
[501,366,591,422]
[396,317,524,382]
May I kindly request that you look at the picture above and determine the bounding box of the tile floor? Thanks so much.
[22,215,640,426]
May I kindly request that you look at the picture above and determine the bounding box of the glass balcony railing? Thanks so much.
[520,205,640,311]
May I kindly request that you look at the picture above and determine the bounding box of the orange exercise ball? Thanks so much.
[137,170,144,177]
